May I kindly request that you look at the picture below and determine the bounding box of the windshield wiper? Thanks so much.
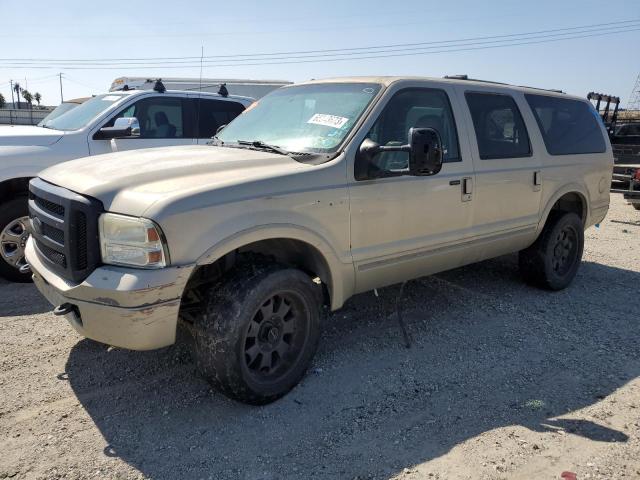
[236,140,290,156]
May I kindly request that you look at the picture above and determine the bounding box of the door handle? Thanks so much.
[462,177,473,202]
[533,170,542,191]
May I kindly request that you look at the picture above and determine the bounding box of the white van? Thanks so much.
[0,87,253,281]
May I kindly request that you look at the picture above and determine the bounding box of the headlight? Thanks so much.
[99,213,168,268]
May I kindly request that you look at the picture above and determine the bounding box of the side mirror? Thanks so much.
[95,117,140,140]
[355,127,443,179]
[407,127,443,176]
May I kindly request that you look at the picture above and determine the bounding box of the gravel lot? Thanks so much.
[1,194,639,480]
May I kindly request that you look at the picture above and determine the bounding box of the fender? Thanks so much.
[195,223,355,310]
[0,167,42,186]
[536,183,590,236]
[0,146,58,184]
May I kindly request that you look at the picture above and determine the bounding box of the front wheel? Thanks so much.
[632,203,640,211]
[191,262,322,405]
[519,212,584,290]
[0,197,33,283]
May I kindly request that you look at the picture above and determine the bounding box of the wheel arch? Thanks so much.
[537,186,589,235]
[185,225,353,311]
[0,177,33,203]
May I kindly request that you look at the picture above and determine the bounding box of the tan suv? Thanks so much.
[25,76,612,404]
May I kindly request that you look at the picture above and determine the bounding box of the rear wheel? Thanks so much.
[0,197,33,283]
[633,203,640,211]
[519,212,584,290]
[191,262,322,405]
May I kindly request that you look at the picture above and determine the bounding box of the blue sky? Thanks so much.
[1,0,639,106]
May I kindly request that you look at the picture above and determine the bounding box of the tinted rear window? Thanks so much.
[465,92,531,160]
[525,94,606,155]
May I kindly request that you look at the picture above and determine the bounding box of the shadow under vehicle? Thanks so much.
[62,255,638,479]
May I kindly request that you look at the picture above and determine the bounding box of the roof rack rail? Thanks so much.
[516,85,565,94]
[444,74,565,94]
[443,74,508,86]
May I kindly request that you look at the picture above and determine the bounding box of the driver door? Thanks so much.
[349,85,475,293]
[88,95,195,155]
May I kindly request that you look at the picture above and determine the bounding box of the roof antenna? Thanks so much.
[153,78,166,93]
[195,46,204,139]
[198,45,204,92]
[218,83,228,97]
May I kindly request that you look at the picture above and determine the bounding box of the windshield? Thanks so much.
[37,102,80,127]
[41,94,128,131]
[217,83,382,154]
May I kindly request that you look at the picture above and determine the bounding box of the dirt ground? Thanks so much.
[1,194,638,480]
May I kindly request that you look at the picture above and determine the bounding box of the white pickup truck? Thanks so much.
[0,87,253,281]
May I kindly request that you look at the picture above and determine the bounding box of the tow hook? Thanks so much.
[53,303,76,316]
[19,264,31,274]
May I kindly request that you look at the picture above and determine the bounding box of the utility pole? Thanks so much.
[9,80,15,124]
[59,73,64,103]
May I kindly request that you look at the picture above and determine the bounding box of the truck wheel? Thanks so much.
[0,197,33,283]
[518,212,584,291]
[633,203,640,211]
[192,262,321,405]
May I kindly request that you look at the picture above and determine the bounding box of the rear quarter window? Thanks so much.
[465,92,531,160]
[525,94,606,155]
[197,99,245,138]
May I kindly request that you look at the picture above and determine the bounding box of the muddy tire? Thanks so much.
[192,261,322,405]
[0,197,33,283]
[519,212,584,291]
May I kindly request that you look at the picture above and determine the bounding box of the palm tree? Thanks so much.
[13,82,20,109]
[34,92,42,107]
[0,93,5,109]
[22,90,33,108]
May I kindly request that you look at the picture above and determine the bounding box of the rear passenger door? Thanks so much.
[461,90,542,249]
[192,97,246,143]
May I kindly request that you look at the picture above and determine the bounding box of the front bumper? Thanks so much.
[25,237,195,350]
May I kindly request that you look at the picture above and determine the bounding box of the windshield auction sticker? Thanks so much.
[307,113,349,129]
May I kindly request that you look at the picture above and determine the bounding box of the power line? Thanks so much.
[61,75,104,91]
[0,19,467,40]
[4,24,640,68]
[1,25,637,71]
[187,27,640,69]
[46,24,640,66]
[1,19,638,65]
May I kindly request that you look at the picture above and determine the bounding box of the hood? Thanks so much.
[0,125,65,146]
[39,145,309,216]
